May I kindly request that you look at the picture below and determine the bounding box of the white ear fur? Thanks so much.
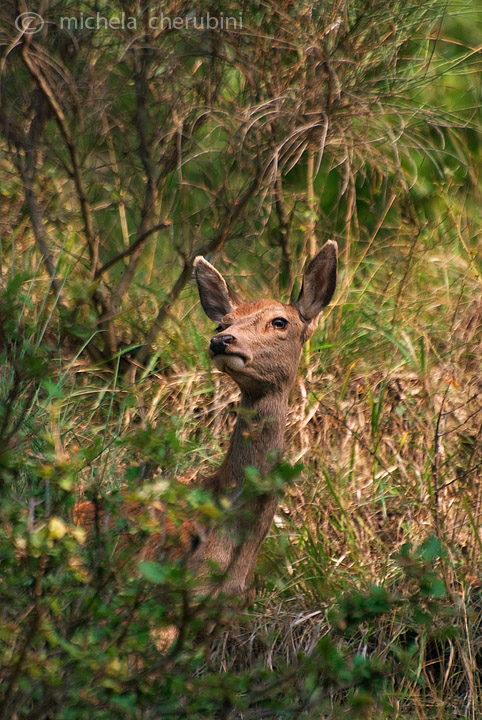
[194,256,242,323]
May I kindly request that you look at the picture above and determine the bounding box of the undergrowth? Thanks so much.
[1,223,481,719]
[1,0,481,717]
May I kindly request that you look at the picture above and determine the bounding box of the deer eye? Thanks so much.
[272,317,288,329]
[215,325,223,333]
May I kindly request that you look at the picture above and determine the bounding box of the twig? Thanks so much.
[112,52,160,304]
[19,37,114,359]
[94,221,171,278]
[432,385,450,518]
[20,39,98,271]
[274,171,293,297]
[314,397,397,480]
[0,609,40,719]
[102,114,131,252]
[135,173,261,366]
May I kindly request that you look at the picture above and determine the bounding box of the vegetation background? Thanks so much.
[0,0,481,717]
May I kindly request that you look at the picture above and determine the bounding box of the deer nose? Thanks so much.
[210,334,236,355]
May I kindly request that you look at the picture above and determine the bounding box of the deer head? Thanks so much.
[194,241,338,398]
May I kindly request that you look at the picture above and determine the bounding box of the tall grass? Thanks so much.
[1,195,481,717]
[1,0,482,717]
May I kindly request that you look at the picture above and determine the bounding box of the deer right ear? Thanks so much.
[194,256,242,323]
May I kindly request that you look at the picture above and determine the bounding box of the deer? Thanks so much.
[74,240,338,615]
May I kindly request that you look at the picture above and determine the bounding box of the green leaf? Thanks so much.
[138,560,168,584]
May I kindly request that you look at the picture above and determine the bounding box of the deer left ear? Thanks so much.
[292,240,338,338]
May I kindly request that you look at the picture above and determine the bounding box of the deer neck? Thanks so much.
[214,389,290,491]
[195,388,291,599]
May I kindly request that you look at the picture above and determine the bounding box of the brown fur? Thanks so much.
[72,499,195,562]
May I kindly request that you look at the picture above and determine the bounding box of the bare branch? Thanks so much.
[274,171,293,296]
[135,174,261,366]
[112,51,159,304]
[20,39,99,272]
[94,221,171,279]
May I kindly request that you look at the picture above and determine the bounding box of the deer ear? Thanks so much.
[293,240,338,332]
[194,256,242,323]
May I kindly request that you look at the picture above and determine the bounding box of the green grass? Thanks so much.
[1,224,481,717]
[1,0,481,716]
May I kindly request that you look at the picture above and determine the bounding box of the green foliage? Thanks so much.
[1,0,482,717]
